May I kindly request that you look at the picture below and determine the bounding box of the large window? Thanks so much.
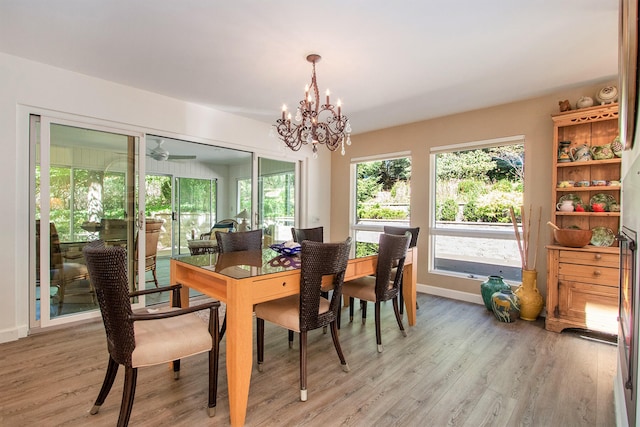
[352,154,411,256]
[430,136,524,281]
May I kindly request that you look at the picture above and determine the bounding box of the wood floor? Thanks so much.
[0,295,617,426]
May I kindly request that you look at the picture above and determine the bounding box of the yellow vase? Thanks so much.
[514,269,544,321]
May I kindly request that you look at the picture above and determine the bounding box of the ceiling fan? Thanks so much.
[148,140,197,161]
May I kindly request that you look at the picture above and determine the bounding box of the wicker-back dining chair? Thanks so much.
[134,218,164,287]
[215,228,263,253]
[255,237,352,401]
[342,232,410,352]
[83,241,220,426]
[383,225,420,312]
[291,226,324,243]
[215,228,263,340]
[290,226,326,342]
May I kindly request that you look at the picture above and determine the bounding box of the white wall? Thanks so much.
[0,52,332,342]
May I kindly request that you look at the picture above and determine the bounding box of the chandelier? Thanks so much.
[274,54,351,157]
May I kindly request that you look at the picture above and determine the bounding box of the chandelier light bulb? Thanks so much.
[273,53,352,157]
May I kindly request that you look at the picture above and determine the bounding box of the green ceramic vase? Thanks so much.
[480,275,510,311]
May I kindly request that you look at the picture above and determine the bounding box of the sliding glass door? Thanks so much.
[29,123,291,330]
[32,116,140,327]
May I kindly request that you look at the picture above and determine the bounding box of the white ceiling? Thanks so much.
[0,1,619,135]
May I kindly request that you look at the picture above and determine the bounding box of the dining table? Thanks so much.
[170,245,417,426]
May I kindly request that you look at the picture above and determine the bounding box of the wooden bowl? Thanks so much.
[553,228,593,248]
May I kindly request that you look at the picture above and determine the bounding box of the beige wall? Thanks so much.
[330,79,617,302]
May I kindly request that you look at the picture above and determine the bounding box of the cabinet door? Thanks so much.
[557,279,618,333]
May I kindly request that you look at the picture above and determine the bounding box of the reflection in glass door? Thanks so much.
[31,116,138,326]
[173,177,216,255]
[258,158,297,246]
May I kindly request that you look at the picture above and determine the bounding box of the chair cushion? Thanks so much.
[343,276,393,302]
[51,262,88,283]
[255,295,330,333]
[132,312,212,368]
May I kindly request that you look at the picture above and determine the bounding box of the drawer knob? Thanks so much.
[594,270,602,277]
[594,254,602,260]
[282,282,286,287]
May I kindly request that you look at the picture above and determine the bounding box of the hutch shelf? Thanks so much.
[545,103,620,334]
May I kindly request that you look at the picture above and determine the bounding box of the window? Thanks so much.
[351,153,411,256]
[430,136,524,281]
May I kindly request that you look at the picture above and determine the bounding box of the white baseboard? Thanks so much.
[417,283,484,305]
[0,323,28,344]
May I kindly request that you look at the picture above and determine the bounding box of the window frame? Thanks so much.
[350,151,412,252]
[429,135,525,280]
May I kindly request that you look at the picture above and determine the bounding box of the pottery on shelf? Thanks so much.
[480,275,510,311]
[590,144,615,160]
[514,270,544,321]
[569,144,592,162]
[596,86,618,105]
[556,200,575,212]
[491,289,520,323]
[576,96,594,109]
[612,137,623,157]
[557,140,571,163]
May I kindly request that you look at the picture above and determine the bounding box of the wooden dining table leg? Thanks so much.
[402,248,417,326]
[225,277,254,426]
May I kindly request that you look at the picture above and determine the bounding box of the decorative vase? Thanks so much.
[557,140,571,163]
[515,269,544,321]
[491,289,520,323]
[480,275,510,311]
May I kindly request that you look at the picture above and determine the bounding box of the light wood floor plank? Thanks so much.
[0,295,616,426]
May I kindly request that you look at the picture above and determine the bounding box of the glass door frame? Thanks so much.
[31,116,148,328]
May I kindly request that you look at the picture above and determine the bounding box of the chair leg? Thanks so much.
[361,300,367,324]
[375,302,383,353]
[299,331,307,401]
[118,367,137,427]
[288,330,294,348]
[57,284,65,314]
[329,321,350,373]
[349,297,354,322]
[257,318,264,372]
[219,314,227,342]
[392,297,407,337]
[399,280,404,315]
[152,265,159,287]
[208,306,220,417]
[91,356,119,415]
[172,360,180,380]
